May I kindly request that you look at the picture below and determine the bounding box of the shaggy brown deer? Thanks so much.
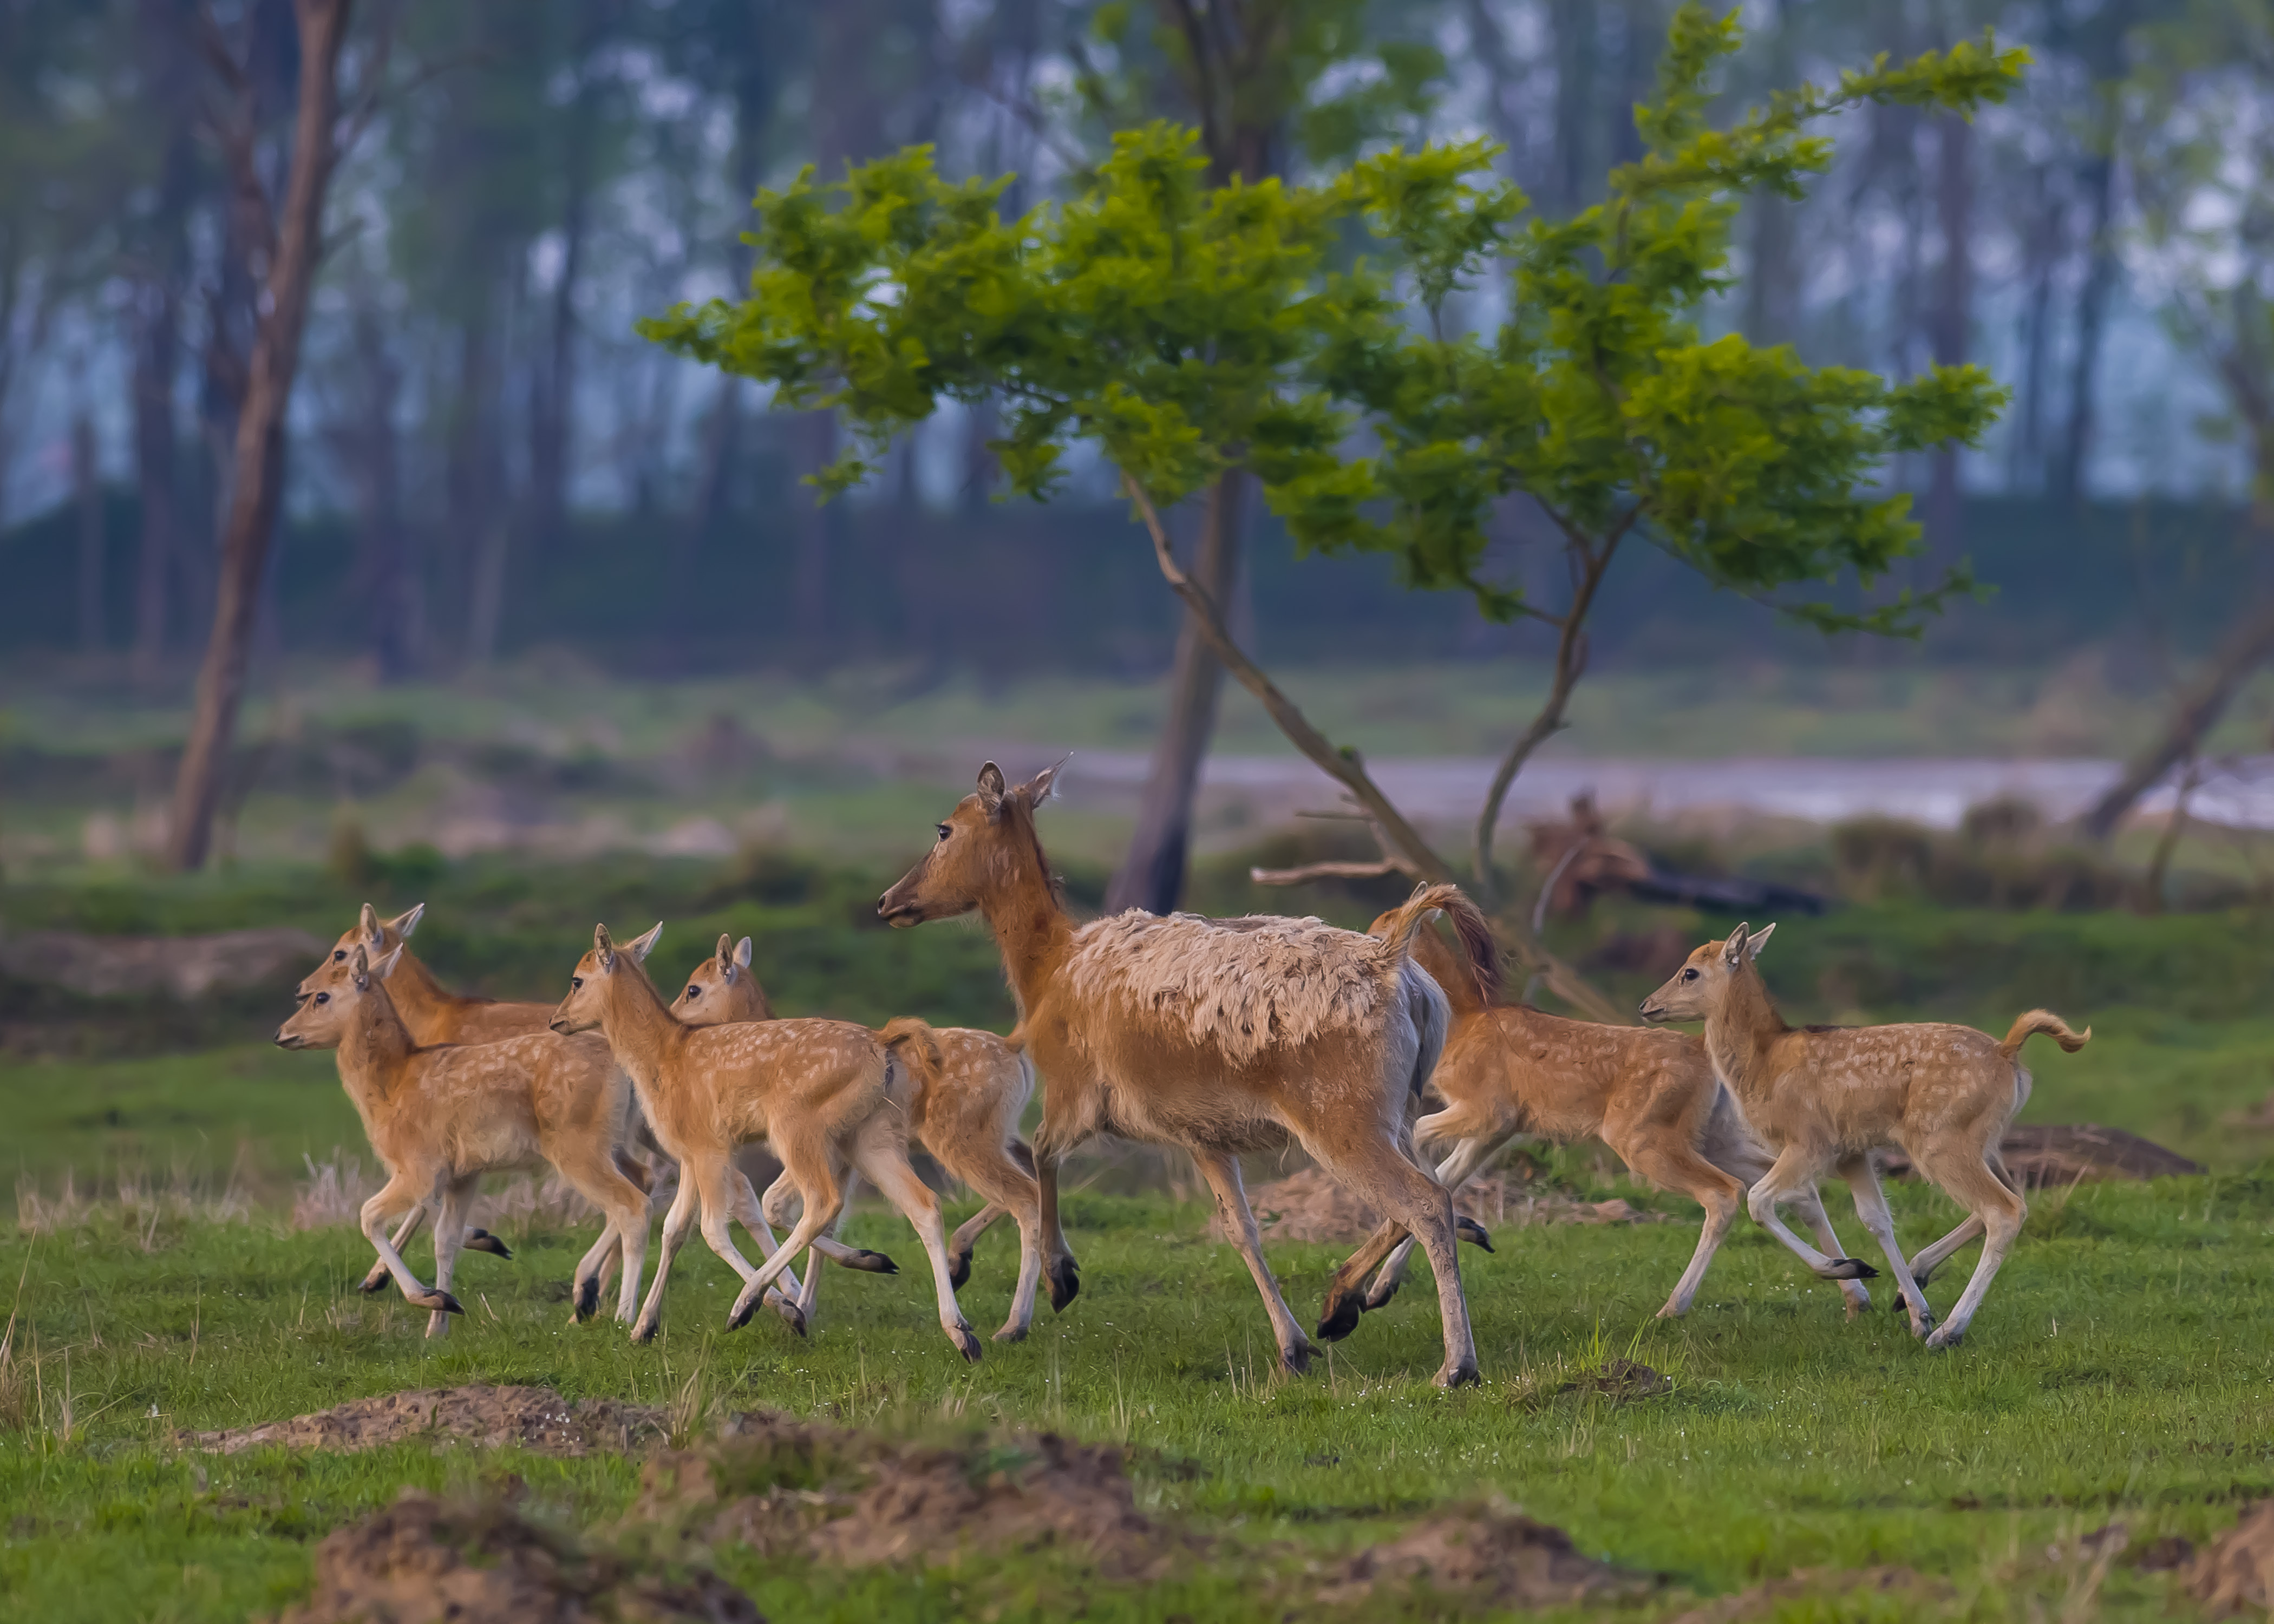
[674,935,1045,1341]
[1641,922,2089,1348]
[550,924,981,1359]
[309,906,833,1321]
[1324,900,1873,1332]
[275,945,654,1334]
[878,762,1481,1387]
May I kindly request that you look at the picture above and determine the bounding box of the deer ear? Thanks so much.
[1744,921,1776,960]
[626,922,663,964]
[1723,923,1750,966]
[360,902,383,946]
[386,903,425,940]
[595,923,617,971]
[372,944,404,980]
[976,761,1007,816]
[350,944,371,989]
[1024,756,1066,807]
[714,933,735,981]
[734,936,752,969]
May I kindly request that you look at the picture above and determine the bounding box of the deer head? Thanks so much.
[673,934,765,1025]
[878,759,1061,927]
[550,921,662,1033]
[300,903,424,1000]
[1638,921,1775,1024]
[277,942,402,1050]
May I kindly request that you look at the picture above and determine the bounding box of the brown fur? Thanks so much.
[306,905,663,1310]
[276,946,652,1336]
[1642,923,2090,1348]
[877,761,1480,1388]
[675,936,1044,1340]
[1330,895,1873,1324]
[551,924,981,1359]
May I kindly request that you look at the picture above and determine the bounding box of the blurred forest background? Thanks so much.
[0,0,2263,682]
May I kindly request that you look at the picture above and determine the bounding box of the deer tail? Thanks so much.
[1375,883,1473,971]
[1998,1009,2090,1060]
[877,1017,946,1099]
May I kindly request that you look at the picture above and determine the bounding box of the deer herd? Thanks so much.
[275,761,2089,1383]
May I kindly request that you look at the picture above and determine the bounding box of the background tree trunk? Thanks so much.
[1105,471,1248,914]
[1926,109,1972,567]
[166,0,352,872]
[74,415,104,653]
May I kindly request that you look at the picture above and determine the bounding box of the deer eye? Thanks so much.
[332,949,347,962]
[1681,967,1698,982]
[571,977,584,992]
[936,823,952,843]
[314,991,330,1004]
[684,986,701,1001]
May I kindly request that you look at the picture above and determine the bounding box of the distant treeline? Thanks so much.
[0,489,2251,677]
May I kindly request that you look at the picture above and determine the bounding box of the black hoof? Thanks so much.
[847,1249,897,1275]
[1361,1279,1401,1313]
[948,1249,972,1291]
[358,1272,388,1295]
[1455,1216,1494,1252]
[1281,1341,1315,1376]
[1437,1359,1482,1390]
[422,1291,465,1315]
[1316,1289,1363,1344]
[780,1301,808,1338]
[572,1275,601,1323]
[952,1324,983,1364]
[1825,1258,1880,1280]
[632,1320,660,1345]
[727,1298,756,1331]
[1047,1256,1081,1313]
[465,1228,513,1260]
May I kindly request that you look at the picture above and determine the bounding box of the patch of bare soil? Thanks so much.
[2191,1500,2274,1615]
[1216,1165,1664,1244]
[1324,1498,1657,1610]
[633,1426,1173,1577]
[280,1488,760,1624]
[176,1385,672,1457]
[2226,1092,2274,1132]
[1667,1565,1949,1624]
[1882,1124,2200,1187]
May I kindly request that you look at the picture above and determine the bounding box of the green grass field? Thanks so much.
[4,856,2273,1621]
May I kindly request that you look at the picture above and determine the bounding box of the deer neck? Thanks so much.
[1704,963,1789,1107]
[596,966,682,1099]
[384,950,456,1026]
[336,985,417,1129]
[975,847,1075,1020]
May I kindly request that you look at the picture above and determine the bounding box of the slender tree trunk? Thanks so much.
[166,0,351,872]
[1743,0,1796,346]
[74,416,105,653]
[2054,148,2118,510]
[660,375,739,670]
[793,410,836,657]
[1105,471,1248,914]
[351,308,415,679]
[447,317,502,665]
[132,276,181,682]
[1550,0,1600,213]
[1926,110,1972,567]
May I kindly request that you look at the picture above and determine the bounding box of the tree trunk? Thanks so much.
[2053,147,2117,510]
[74,416,105,653]
[659,375,740,670]
[1550,0,1600,213]
[351,307,416,679]
[166,0,351,872]
[1925,110,1972,567]
[793,410,836,657]
[448,316,503,665]
[2079,590,2274,842]
[1105,471,1248,914]
[132,274,181,682]
[1742,0,1796,348]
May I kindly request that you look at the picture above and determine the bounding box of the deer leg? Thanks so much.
[1906,1214,1986,1292]
[425,1176,480,1339]
[362,1202,429,1294]
[726,1140,842,1333]
[630,1175,701,1344]
[723,1170,806,1326]
[852,1121,981,1363]
[1746,1143,1879,1287]
[799,1170,860,1324]
[1917,1143,2027,1350]
[1785,1183,1874,1316]
[547,1141,655,1327]
[359,1173,461,1315]
[1192,1148,1315,1375]
[1361,1126,1519,1317]
[1310,1132,1478,1389]
[1620,1137,1746,1319]
[940,1137,1044,1343]
[1838,1155,1935,1338]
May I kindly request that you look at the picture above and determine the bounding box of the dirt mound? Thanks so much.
[2191,1500,2274,1614]
[1216,1166,1663,1244]
[635,1426,1170,1576]
[1669,1565,1946,1624]
[177,1385,671,1457]
[1328,1498,1656,1609]
[280,1488,760,1624]
[1883,1124,2200,1187]
[1560,1358,1668,1402]
[0,926,324,999]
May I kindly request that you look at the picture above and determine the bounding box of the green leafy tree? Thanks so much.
[645,3,2022,998]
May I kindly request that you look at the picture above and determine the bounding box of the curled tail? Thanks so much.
[877,1016,946,1101]
[1436,888,1504,1006]
[1374,882,1475,971]
[1999,1009,2090,1060]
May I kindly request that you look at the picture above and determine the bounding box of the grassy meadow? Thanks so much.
[1,843,2272,1621]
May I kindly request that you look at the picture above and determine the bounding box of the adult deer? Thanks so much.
[551,924,981,1359]
[307,905,828,1321]
[878,761,1481,1388]
[275,945,654,1334]
[1324,899,1872,1333]
[674,935,1045,1341]
[1641,922,2089,1348]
